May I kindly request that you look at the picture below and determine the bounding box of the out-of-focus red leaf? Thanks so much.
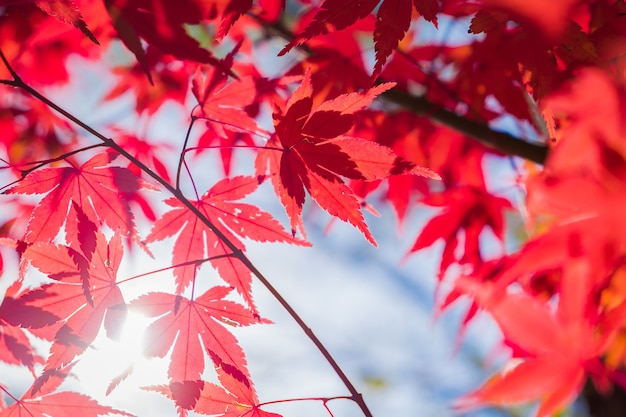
[104,47,191,114]
[455,272,604,416]
[409,186,512,276]
[281,0,438,75]
[35,0,98,44]
[103,0,241,78]
[482,0,578,40]
[0,3,99,84]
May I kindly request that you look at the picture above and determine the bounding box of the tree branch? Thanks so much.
[382,88,549,165]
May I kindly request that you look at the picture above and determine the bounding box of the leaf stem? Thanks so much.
[176,115,199,191]
[194,114,270,138]
[0,143,106,193]
[116,253,236,285]
[259,395,353,407]
[184,144,284,154]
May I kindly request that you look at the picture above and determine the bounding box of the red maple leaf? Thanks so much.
[195,367,282,417]
[146,175,309,308]
[255,69,438,244]
[102,0,240,79]
[455,267,611,417]
[481,0,578,40]
[19,230,127,376]
[284,15,373,102]
[6,151,146,245]
[0,364,133,417]
[0,324,43,374]
[280,0,438,75]
[0,279,59,373]
[131,287,260,409]
[191,55,262,137]
[34,0,98,44]
[408,186,513,277]
[105,47,192,115]
[190,50,265,175]
[146,366,281,417]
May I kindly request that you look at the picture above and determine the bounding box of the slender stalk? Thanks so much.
[117,253,236,285]
[0,49,374,417]
[176,115,198,191]
[259,395,353,407]
[0,146,108,192]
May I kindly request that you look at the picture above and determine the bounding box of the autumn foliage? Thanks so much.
[1,0,626,416]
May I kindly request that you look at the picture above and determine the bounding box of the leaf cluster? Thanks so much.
[1,1,626,417]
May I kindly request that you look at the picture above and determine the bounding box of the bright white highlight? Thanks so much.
[74,310,167,399]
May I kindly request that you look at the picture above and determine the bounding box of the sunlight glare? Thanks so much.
[75,310,167,399]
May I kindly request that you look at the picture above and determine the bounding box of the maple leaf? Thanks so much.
[105,47,192,115]
[196,129,258,177]
[19,230,127,376]
[256,70,439,244]
[284,15,373,102]
[146,175,309,308]
[214,0,255,41]
[0,279,60,330]
[6,151,145,245]
[195,367,282,417]
[455,267,609,417]
[408,186,512,277]
[35,0,99,44]
[280,0,438,75]
[191,58,262,137]
[103,0,238,79]
[190,50,265,175]
[146,366,282,417]
[481,0,578,40]
[130,287,260,409]
[0,364,134,417]
[0,2,98,85]
[0,279,57,373]
[0,325,44,374]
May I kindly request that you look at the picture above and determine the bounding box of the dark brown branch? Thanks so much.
[382,88,549,165]
[584,378,626,417]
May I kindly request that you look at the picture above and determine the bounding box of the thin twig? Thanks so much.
[176,115,198,191]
